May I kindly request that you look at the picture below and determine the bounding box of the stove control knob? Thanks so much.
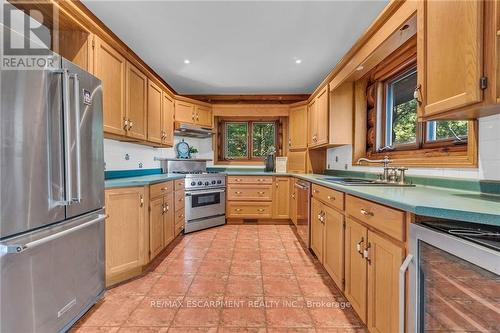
[211,180,216,184]
[197,181,203,186]
[191,181,196,186]
[204,181,209,186]
[217,180,222,184]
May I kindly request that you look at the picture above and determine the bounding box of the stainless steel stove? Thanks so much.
[156,158,226,233]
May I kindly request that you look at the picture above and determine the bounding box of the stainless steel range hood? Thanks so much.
[174,122,214,138]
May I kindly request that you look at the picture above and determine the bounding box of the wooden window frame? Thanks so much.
[357,36,477,168]
[216,117,282,164]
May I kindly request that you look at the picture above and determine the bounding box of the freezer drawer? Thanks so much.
[0,211,106,333]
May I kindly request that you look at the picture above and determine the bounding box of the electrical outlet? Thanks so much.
[344,164,348,170]
[124,153,130,161]
[138,162,143,169]
[335,156,339,162]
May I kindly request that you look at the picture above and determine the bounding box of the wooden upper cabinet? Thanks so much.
[367,230,404,333]
[329,82,353,145]
[147,80,163,144]
[289,105,308,150]
[418,0,484,118]
[307,99,317,147]
[162,93,175,147]
[323,204,344,291]
[315,86,329,146]
[94,37,126,136]
[195,105,212,128]
[126,62,147,140]
[59,32,94,73]
[104,187,146,286]
[344,217,368,323]
[272,177,290,219]
[287,150,307,173]
[175,100,195,124]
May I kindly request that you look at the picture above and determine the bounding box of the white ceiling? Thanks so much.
[82,0,388,94]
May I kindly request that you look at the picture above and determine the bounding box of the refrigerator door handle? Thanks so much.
[71,73,82,203]
[0,214,107,254]
[61,68,73,205]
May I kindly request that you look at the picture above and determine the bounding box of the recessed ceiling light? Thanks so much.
[356,65,364,71]
[184,59,190,64]
[295,59,302,64]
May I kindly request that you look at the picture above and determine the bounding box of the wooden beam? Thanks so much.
[184,94,310,105]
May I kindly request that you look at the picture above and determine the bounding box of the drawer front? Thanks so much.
[175,208,185,227]
[312,184,344,211]
[174,179,185,191]
[175,190,185,210]
[346,195,405,241]
[175,221,183,236]
[227,176,273,185]
[150,181,173,198]
[227,201,273,218]
[227,185,273,201]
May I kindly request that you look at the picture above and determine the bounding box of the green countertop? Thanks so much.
[105,173,185,189]
[105,170,500,226]
[224,171,500,227]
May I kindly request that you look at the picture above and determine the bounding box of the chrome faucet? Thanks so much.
[356,156,408,184]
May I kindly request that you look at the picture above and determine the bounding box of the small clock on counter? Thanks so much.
[175,139,191,159]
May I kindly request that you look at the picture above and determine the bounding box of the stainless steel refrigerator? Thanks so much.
[0,52,105,332]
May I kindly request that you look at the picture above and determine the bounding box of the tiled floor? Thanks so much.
[72,224,366,333]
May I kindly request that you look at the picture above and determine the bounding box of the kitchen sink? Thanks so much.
[322,177,415,187]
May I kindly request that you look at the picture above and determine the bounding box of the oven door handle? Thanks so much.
[399,254,413,333]
[185,189,226,196]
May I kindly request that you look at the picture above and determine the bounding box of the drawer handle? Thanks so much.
[161,187,169,191]
[257,191,265,195]
[257,208,265,212]
[235,178,242,182]
[178,197,183,201]
[235,208,242,212]
[235,191,242,194]
[257,179,265,182]
[327,195,335,200]
[313,189,319,194]
[360,209,374,217]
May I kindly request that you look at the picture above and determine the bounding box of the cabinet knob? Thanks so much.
[235,208,242,212]
[128,120,133,130]
[257,208,265,212]
[123,118,129,130]
[235,191,242,194]
[360,209,374,217]
[257,191,265,195]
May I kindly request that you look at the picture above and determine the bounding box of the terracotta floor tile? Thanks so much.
[267,329,316,333]
[124,296,181,327]
[263,275,302,297]
[220,297,266,327]
[226,275,263,296]
[305,297,363,328]
[261,260,294,275]
[230,259,262,276]
[70,327,120,333]
[217,328,267,333]
[205,248,234,260]
[265,297,313,328]
[197,259,232,275]
[261,249,289,261]
[187,274,228,296]
[167,328,217,333]
[297,276,339,297]
[163,259,202,275]
[108,273,161,296]
[171,297,222,327]
[79,294,144,327]
[148,274,194,296]
[118,328,168,333]
[233,250,261,262]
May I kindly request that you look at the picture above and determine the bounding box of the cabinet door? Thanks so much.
[195,105,212,128]
[162,92,174,146]
[419,0,483,117]
[272,177,290,219]
[329,82,353,145]
[287,150,307,173]
[126,62,147,140]
[367,230,404,333]
[323,205,344,291]
[175,100,195,124]
[147,80,163,144]
[315,86,329,146]
[149,196,164,259]
[94,37,126,136]
[289,105,307,150]
[104,187,146,284]
[307,99,317,147]
[310,198,324,261]
[163,192,175,246]
[344,218,368,323]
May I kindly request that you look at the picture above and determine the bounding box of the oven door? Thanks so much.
[408,223,500,333]
[185,188,225,221]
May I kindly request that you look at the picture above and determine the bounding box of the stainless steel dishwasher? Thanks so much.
[294,180,311,247]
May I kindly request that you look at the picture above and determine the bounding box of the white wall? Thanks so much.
[104,136,214,171]
[326,114,500,180]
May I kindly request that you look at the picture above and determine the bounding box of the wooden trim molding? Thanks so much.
[184,94,309,105]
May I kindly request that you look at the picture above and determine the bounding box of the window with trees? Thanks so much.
[221,120,278,161]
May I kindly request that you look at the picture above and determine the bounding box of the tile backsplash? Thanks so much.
[327,114,500,180]
[104,136,214,171]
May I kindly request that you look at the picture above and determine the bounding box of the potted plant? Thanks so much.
[189,146,199,159]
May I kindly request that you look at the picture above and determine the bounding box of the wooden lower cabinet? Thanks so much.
[310,197,324,260]
[344,218,368,323]
[367,230,404,333]
[322,204,344,291]
[149,196,165,259]
[149,182,174,261]
[104,187,147,286]
[273,177,290,219]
